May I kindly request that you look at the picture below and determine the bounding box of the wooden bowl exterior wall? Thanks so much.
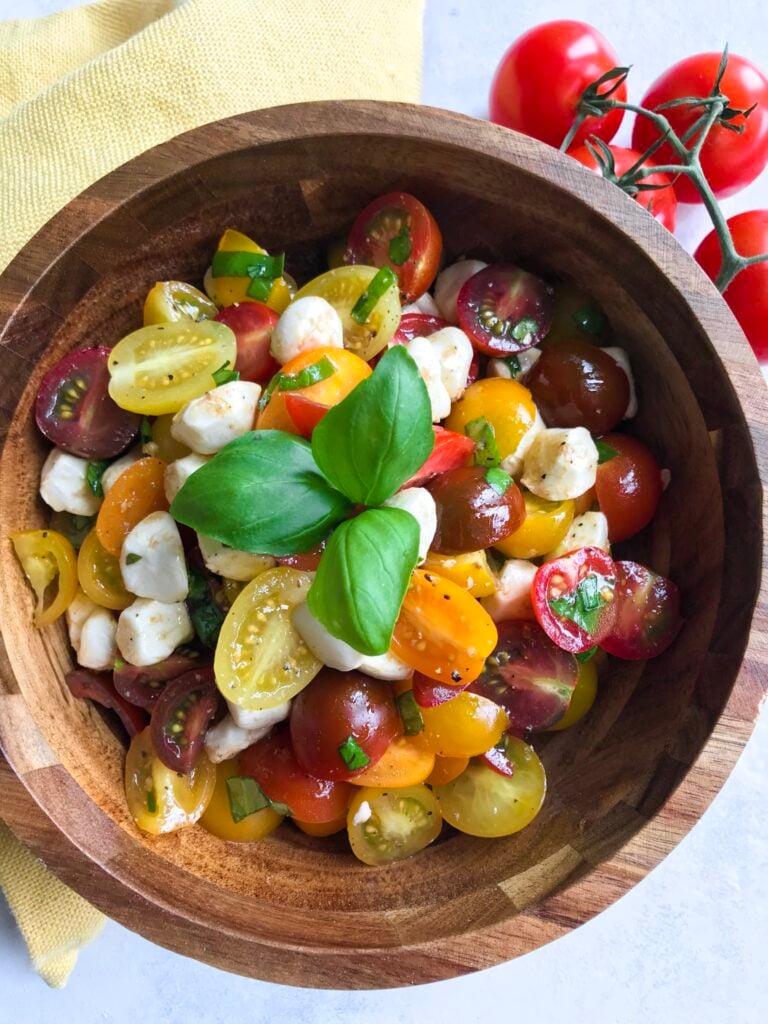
[0,103,765,988]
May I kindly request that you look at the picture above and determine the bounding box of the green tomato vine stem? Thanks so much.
[560,48,768,293]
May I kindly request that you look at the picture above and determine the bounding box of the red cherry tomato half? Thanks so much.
[214,301,280,385]
[113,652,206,710]
[412,672,470,709]
[392,313,448,345]
[290,669,402,781]
[345,192,442,303]
[274,541,326,572]
[532,547,617,654]
[283,392,328,436]
[489,20,626,149]
[149,667,221,773]
[241,724,353,823]
[36,346,141,458]
[632,52,768,202]
[402,425,475,488]
[595,433,662,542]
[65,669,149,738]
[695,210,768,364]
[457,264,555,356]
[469,620,578,733]
[480,734,518,777]
[600,560,682,660]
[568,144,677,232]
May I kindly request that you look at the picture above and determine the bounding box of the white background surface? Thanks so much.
[1,1,766,1022]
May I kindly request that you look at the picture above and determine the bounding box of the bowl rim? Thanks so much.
[0,99,766,988]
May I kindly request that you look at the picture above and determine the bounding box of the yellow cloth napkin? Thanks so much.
[0,0,424,986]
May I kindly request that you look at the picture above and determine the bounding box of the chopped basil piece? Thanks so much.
[246,276,273,302]
[396,690,424,736]
[267,800,293,818]
[579,574,600,611]
[338,735,370,771]
[113,658,126,671]
[140,417,153,445]
[86,460,109,497]
[550,573,615,636]
[211,250,285,280]
[485,467,512,495]
[595,438,619,464]
[189,600,225,649]
[575,646,598,663]
[49,511,95,550]
[226,775,269,823]
[277,356,336,392]
[504,354,521,377]
[146,788,157,814]
[258,371,281,413]
[350,266,398,325]
[573,304,607,336]
[465,416,501,468]
[125,552,142,565]
[511,317,538,342]
[388,225,412,266]
[212,361,240,386]
[187,568,208,602]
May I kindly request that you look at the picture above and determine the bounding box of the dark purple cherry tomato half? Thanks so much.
[600,560,682,660]
[113,652,204,710]
[290,669,401,780]
[533,547,617,654]
[470,620,578,732]
[526,339,629,434]
[149,667,221,773]
[391,312,448,345]
[428,465,525,554]
[214,301,280,386]
[65,669,148,738]
[36,346,141,458]
[412,671,470,708]
[456,264,555,356]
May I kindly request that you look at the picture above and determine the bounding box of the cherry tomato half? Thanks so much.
[95,457,168,557]
[444,378,537,463]
[143,281,218,325]
[457,264,555,356]
[428,466,525,553]
[279,346,372,438]
[526,339,629,434]
[568,144,677,232]
[632,52,768,202]
[391,569,498,685]
[347,785,442,865]
[345,192,442,303]
[241,725,353,823]
[426,755,469,786]
[199,758,283,842]
[489,20,626,149]
[532,547,617,654]
[113,652,204,710]
[204,229,293,312]
[547,657,598,731]
[11,529,78,627]
[412,674,469,708]
[77,528,132,610]
[695,210,768,364]
[36,346,140,459]
[595,433,662,542]
[600,560,682,660]
[149,667,221,773]
[290,669,401,781]
[494,491,575,560]
[214,301,280,385]
[392,312,448,345]
[351,736,435,788]
[65,669,148,738]
[402,425,475,488]
[417,691,508,757]
[469,620,578,733]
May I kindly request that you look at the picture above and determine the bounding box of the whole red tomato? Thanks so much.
[568,144,677,232]
[632,52,768,202]
[489,21,626,149]
[695,211,768,363]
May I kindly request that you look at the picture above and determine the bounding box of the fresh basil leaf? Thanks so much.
[86,460,109,497]
[48,511,95,551]
[212,361,240,386]
[171,430,351,556]
[396,690,424,735]
[350,266,398,325]
[338,736,370,771]
[307,507,419,656]
[505,354,521,377]
[226,775,269,822]
[311,346,434,506]
[246,276,273,301]
[388,225,412,266]
[187,567,208,602]
[278,356,335,392]
[550,574,614,637]
[465,416,501,468]
[595,438,618,464]
[485,467,512,495]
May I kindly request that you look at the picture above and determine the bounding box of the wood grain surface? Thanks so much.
[0,101,765,988]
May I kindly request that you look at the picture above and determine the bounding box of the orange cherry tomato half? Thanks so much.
[96,457,168,557]
[426,755,469,786]
[280,346,371,438]
[350,736,435,788]
[294,812,348,837]
[391,568,498,685]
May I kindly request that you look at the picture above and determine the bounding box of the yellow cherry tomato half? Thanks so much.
[214,567,321,711]
[143,281,218,326]
[148,413,190,462]
[96,457,168,557]
[204,229,293,313]
[292,265,401,361]
[426,755,469,786]
[421,549,497,598]
[433,738,546,838]
[444,378,537,462]
[417,691,508,758]
[391,568,498,685]
[351,736,435,788]
[199,758,283,842]
[77,528,132,610]
[125,727,216,835]
[494,491,575,559]
[10,528,78,627]
[107,320,237,415]
[547,658,598,731]
[294,812,348,837]
[347,785,442,865]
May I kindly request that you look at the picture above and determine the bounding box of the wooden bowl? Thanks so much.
[0,102,765,988]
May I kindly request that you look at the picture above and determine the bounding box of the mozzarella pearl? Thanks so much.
[481,559,537,622]
[120,511,188,603]
[170,380,261,455]
[39,449,101,516]
[116,598,193,667]
[270,296,343,365]
[521,427,598,501]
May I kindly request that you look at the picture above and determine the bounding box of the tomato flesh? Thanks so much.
[96,457,168,557]
[548,658,598,731]
[11,529,78,627]
[402,426,475,488]
[595,433,662,542]
[347,784,442,865]
[113,652,204,710]
[36,346,140,458]
[345,192,442,303]
[65,669,148,738]
[568,144,677,232]
[77,528,133,611]
[533,547,617,654]
[412,673,470,708]
[149,667,221,773]
[428,466,525,553]
[600,560,682,660]
[494,491,575,560]
[392,312,448,346]
[457,264,555,356]
[214,301,280,385]
[417,691,508,757]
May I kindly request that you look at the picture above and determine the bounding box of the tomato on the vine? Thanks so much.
[489,21,626,149]
[595,433,662,542]
[632,52,768,202]
[568,144,677,232]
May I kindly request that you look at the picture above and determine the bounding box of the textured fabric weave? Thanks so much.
[0,0,424,986]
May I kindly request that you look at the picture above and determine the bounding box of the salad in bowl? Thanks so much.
[11,191,682,864]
